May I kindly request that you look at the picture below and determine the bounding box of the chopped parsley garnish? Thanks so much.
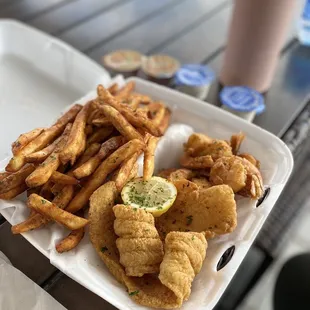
[186,215,193,225]
[191,236,195,241]
[101,246,108,253]
[41,199,46,204]
[133,208,137,212]
[129,290,139,296]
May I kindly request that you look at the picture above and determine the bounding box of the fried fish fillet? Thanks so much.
[156,181,237,239]
[157,168,194,182]
[184,133,232,160]
[159,232,207,302]
[89,182,181,309]
[113,204,164,277]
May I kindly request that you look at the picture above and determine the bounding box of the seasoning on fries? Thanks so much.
[28,194,89,230]
[6,104,82,172]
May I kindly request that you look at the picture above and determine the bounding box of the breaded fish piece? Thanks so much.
[159,232,207,302]
[184,133,232,160]
[113,204,164,277]
[157,168,194,182]
[238,157,264,199]
[191,177,211,189]
[210,156,247,192]
[230,132,245,155]
[156,181,237,239]
[89,182,181,309]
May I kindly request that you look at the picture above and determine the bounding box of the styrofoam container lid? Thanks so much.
[175,64,215,86]
[220,86,265,114]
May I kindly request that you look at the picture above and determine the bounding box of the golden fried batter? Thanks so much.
[191,177,211,189]
[159,232,207,303]
[157,168,194,182]
[238,157,263,199]
[210,156,247,192]
[89,182,181,309]
[239,153,260,169]
[210,156,263,199]
[113,204,164,277]
[180,153,214,169]
[184,133,232,160]
[230,132,245,155]
[156,180,237,239]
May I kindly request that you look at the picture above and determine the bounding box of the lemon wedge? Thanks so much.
[121,176,177,217]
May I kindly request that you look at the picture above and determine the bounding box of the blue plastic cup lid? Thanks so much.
[174,64,215,87]
[220,86,265,114]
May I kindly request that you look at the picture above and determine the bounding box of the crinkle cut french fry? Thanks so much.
[24,135,63,163]
[108,83,119,95]
[73,136,125,179]
[115,81,135,99]
[12,127,45,156]
[26,124,72,188]
[115,152,141,191]
[60,102,93,165]
[0,183,27,200]
[56,226,85,253]
[100,105,143,141]
[28,194,89,230]
[143,136,160,181]
[0,164,35,194]
[97,85,161,137]
[6,104,82,172]
[50,171,79,185]
[66,139,144,213]
[86,126,114,145]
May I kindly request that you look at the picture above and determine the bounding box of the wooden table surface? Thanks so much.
[1,1,310,309]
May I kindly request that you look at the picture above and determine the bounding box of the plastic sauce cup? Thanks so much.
[102,50,144,77]
[174,64,215,100]
[220,86,265,122]
[141,54,180,85]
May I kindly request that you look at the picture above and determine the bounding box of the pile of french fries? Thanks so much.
[0,81,171,253]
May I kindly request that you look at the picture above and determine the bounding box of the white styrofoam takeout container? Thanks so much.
[0,20,294,310]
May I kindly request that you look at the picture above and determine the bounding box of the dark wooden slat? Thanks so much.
[59,0,178,52]
[47,274,117,310]
[0,0,71,21]
[0,222,57,284]
[28,0,127,35]
[88,0,228,63]
[0,0,21,7]
[156,5,232,64]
